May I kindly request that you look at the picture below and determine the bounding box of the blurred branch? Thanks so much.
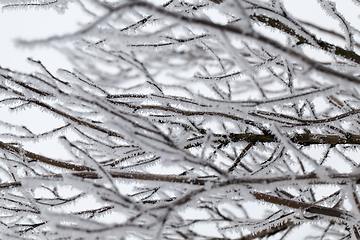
[251,14,360,64]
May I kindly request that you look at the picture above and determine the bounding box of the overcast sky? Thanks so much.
[0,1,359,239]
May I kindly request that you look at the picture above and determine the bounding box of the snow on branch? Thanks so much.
[1,0,360,239]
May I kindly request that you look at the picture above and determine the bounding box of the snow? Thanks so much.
[1,0,360,239]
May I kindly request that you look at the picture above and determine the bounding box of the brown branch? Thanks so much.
[251,14,360,65]
[252,109,360,126]
[240,219,294,240]
[34,170,360,186]
[212,132,360,146]
[251,191,352,219]
[0,140,91,171]
[0,181,21,189]
[228,142,254,172]
[1,132,360,185]
[31,100,126,140]
[299,19,360,49]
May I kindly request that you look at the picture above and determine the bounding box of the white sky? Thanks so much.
[0,1,359,239]
[0,3,86,72]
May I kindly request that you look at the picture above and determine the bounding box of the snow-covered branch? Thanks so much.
[1,0,360,239]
